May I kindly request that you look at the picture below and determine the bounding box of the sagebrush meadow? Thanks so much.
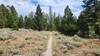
[0,0,100,56]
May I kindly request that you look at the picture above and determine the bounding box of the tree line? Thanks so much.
[0,0,100,38]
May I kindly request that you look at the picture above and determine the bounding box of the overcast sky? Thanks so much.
[0,0,83,16]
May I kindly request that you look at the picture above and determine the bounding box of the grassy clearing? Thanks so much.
[0,28,100,56]
[0,29,50,56]
[52,32,100,56]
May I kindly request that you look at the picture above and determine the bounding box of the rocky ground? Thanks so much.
[0,28,100,56]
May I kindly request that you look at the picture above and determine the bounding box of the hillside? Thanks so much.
[0,28,100,56]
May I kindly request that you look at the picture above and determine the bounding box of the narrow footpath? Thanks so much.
[44,32,53,56]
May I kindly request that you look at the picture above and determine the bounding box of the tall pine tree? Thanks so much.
[54,14,62,31]
[10,5,18,30]
[0,4,8,28]
[34,5,47,30]
[61,6,77,36]
[95,0,100,36]
[78,0,97,37]
[47,6,56,31]
[18,15,24,28]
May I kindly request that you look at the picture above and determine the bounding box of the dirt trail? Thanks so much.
[44,32,53,56]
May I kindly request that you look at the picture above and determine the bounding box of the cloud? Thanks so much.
[0,0,83,17]
[0,0,36,16]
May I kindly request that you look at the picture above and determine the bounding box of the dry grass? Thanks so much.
[0,29,50,56]
[52,32,100,56]
[0,28,100,56]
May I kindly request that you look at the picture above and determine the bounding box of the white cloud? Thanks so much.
[0,0,83,17]
[0,0,36,16]
[37,0,83,16]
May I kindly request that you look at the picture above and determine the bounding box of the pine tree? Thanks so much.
[18,15,24,28]
[54,14,62,31]
[0,4,8,28]
[34,5,47,30]
[61,6,77,36]
[95,1,100,36]
[78,0,97,37]
[10,5,18,30]
[28,11,35,29]
[6,5,13,28]
[47,6,56,31]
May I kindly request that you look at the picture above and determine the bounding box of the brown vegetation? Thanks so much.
[0,29,100,56]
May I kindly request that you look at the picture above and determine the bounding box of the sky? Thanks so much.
[0,0,83,17]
